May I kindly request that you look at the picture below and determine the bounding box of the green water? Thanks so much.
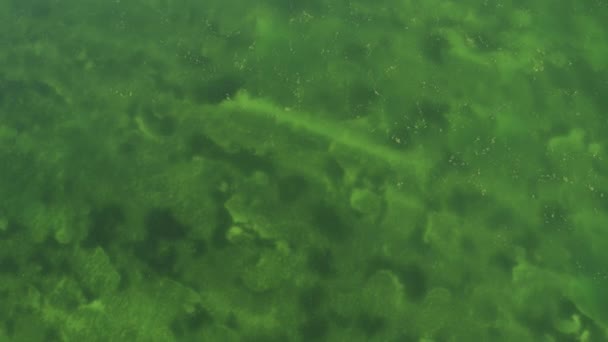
[1,1,607,341]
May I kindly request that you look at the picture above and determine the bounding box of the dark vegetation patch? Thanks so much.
[348,81,378,117]
[570,60,608,115]
[324,158,345,183]
[190,73,244,104]
[0,219,20,238]
[387,98,450,149]
[211,190,232,248]
[490,251,516,274]
[342,42,369,63]
[0,256,19,274]
[117,135,139,157]
[228,148,275,175]
[447,185,488,216]
[224,29,256,51]
[242,334,289,342]
[514,230,540,257]
[299,316,329,341]
[44,327,62,342]
[357,312,387,338]
[516,298,558,338]
[10,0,53,18]
[414,99,450,129]
[486,206,516,230]
[459,235,476,254]
[268,0,326,15]
[82,204,126,248]
[307,248,335,277]
[192,239,208,257]
[28,237,73,276]
[186,132,275,175]
[0,78,65,131]
[312,203,353,242]
[367,257,428,301]
[170,303,214,337]
[395,332,419,342]
[144,208,188,240]
[187,132,226,160]
[116,268,132,292]
[421,31,450,64]
[397,263,428,301]
[134,240,179,276]
[141,105,177,137]
[299,285,326,315]
[469,31,500,52]
[225,312,239,330]
[152,73,186,99]
[407,222,431,254]
[278,174,310,203]
[540,201,571,231]
[134,208,190,276]
[178,49,213,69]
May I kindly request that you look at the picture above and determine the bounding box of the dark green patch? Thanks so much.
[348,81,378,117]
[514,229,540,257]
[447,186,487,216]
[268,0,325,15]
[170,303,214,337]
[134,208,191,275]
[469,32,500,52]
[299,285,326,315]
[414,99,450,129]
[357,312,387,337]
[490,251,516,274]
[299,316,329,341]
[192,239,208,257]
[134,239,178,276]
[342,42,369,63]
[324,158,345,183]
[0,257,19,274]
[312,204,352,241]
[307,248,335,277]
[190,74,243,104]
[398,263,428,301]
[575,60,608,122]
[278,174,310,203]
[82,204,126,248]
[187,133,226,160]
[0,78,64,131]
[486,206,516,230]
[367,258,428,301]
[144,208,189,241]
[141,106,177,136]
[211,190,232,248]
[187,132,275,175]
[460,235,476,254]
[421,32,450,64]
[226,312,239,330]
[230,148,275,175]
[540,202,571,231]
[28,238,73,276]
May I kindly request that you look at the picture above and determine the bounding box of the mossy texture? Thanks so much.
[1,0,607,341]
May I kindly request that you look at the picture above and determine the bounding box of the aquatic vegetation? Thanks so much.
[0,0,607,340]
